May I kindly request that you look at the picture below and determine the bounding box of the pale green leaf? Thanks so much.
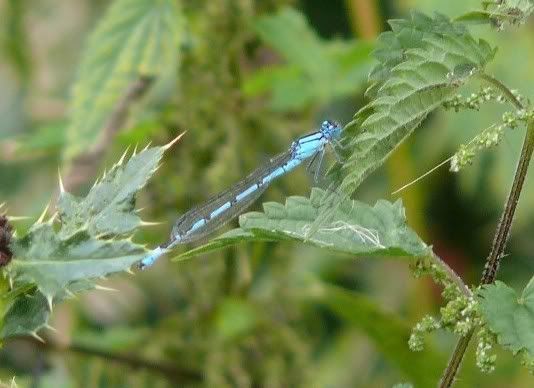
[58,145,166,238]
[66,0,182,159]
[336,12,496,196]
[478,278,534,356]
[215,298,261,341]
[244,7,373,111]
[176,188,430,260]
[313,283,445,386]
[8,223,146,301]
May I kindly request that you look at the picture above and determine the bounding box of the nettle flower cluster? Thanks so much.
[442,87,533,172]
[408,259,498,373]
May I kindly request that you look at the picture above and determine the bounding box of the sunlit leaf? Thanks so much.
[244,7,373,111]
[58,144,167,238]
[8,223,146,302]
[66,0,182,159]
[335,11,496,196]
[478,277,534,356]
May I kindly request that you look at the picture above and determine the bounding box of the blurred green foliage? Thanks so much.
[0,0,533,387]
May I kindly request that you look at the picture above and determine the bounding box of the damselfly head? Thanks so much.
[321,120,342,139]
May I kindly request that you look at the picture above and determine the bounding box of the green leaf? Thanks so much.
[336,12,496,196]
[176,188,430,260]
[66,0,182,159]
[58,144,168,238]
[215,298,261,341]
[15,122,66,153]
[313,283,445,386]
[244,7,373,111]
[478,278,534,356]
[454,11,496,25]
[1,281,93,340]
[8,223,146,302]
[0,290,49,339]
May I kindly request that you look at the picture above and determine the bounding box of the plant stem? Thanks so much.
[439,74,533,387]
[478,73,524,110]
[23,336,202,383]
[63,76,154,192]
[431,253,472,297]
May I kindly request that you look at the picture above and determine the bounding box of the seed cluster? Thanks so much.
[0,215,13,267]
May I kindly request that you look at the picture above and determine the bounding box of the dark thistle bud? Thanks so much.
[0,215,13,267]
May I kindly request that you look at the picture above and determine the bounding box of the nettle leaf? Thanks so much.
[478,278,534,356]
[176,188,430,260]
[58,144,169,237]
[336,11,496,195]
[8,223,145,303]
[244,7,373,111]
[66,0,182,159]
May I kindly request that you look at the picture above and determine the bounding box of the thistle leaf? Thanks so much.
[7,223,146,302]
[1,291,50,339]
[478,278,534,356]
[66,0,182,160]
[1,281,93,340]
[176,188,430,260]
[58,145,166,237]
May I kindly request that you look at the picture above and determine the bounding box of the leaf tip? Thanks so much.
[117,146,130,166]
[30,331,45,343]
[44,324,58,333]
[58,169,65,193]
[163,131,187,151]
[95,284,118,292]
[36,203,51,224]
[139,220,162,227]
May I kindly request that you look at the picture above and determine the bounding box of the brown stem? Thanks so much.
[63,76,154,192]
[430,253,472,297]
[20,336,202,383]
[439,74,533,387]
[440,331,474,388]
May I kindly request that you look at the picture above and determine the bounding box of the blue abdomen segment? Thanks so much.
[138,119,343,269]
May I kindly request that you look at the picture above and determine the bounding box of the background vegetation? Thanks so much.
[0,0,532,386]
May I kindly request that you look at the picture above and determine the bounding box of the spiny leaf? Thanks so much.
[336,11,496,196]
[478,278,534,356]
[244,7,373,111]
[1,281,93,340]
[7,223,146,302]
[58,144,167,238]
[0,290,50,340]
[176,188,430,260]
[66,0,182,160]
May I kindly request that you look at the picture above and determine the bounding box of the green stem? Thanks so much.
[439,75,533,386]
[477,73,524,110]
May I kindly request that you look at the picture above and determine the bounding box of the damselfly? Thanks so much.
[139,120,343,269]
